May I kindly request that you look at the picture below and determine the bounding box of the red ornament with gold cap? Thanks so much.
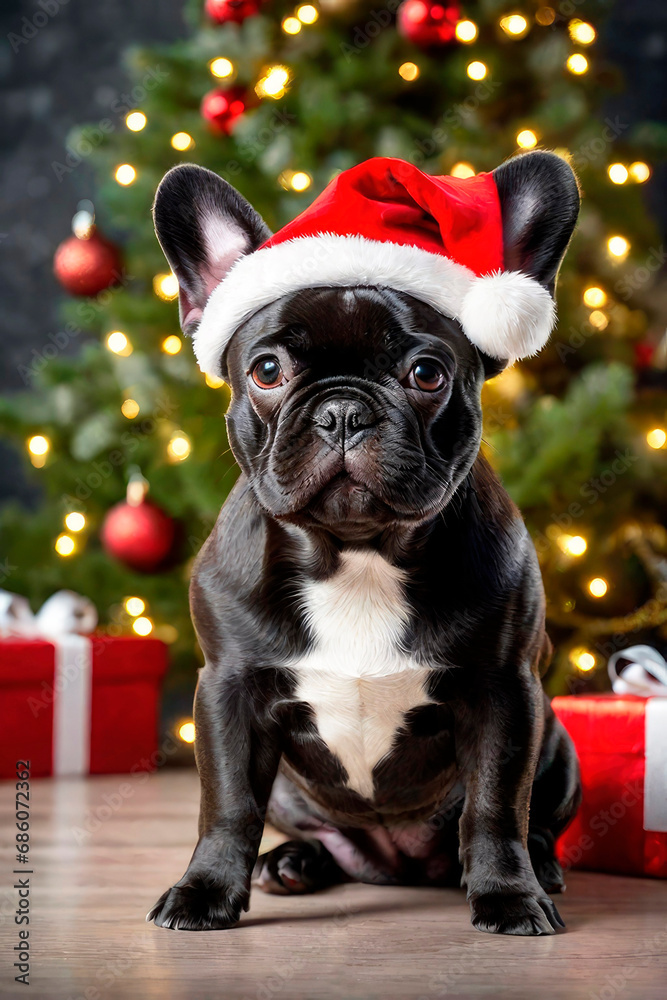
[101,472,177,573]
[397,0,461,47]
[201,86,248,134]
[53,203,122,297]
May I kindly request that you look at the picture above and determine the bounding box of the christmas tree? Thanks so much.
[1,0,665,724]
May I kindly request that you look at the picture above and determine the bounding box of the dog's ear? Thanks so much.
[153,164,271,336]
[493,150,580,297]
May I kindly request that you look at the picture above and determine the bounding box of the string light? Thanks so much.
[125,111,147,131]
[535,7,555,26]
[55,534,75,557]
[255,66,291,99]
[283,15,301,33]
[566,53,588,75]
[296,4,319,23]
[499,14,528,37]
[171,132,194,151]
[121,398,140,419]
[588,577,608,598]
[27,435,50,467]
[583,286,607,308]
[516,129,538,149]
[125,596,145,617]
[589,310,608,330]
[450,162,475,179]
[607,235,630,259]
[178,721,196,743]
[106,331,132,356]
[399,62,420,81]
[647,428,667,450]
[279,170,313,192]
[455,20,477,42]
[132,616,153,636]
[568,19,596,45]
[114,164,137,186]
[559,534,587,556]
[153,272,179,301]
[608,163,628,185]
[209,57,234,79]
[205,372,226,388]
[167,432,191,462]
[466,61,487,81]
[629,161,650,183]
[162,335,182,355]
[65,512,86,532]
[570,647,596,672]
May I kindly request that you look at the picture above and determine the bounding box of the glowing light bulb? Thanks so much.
[283,15,301,33]
[466,61,487,81]
[566,535,587,556]
[132,616,153,636]
[608,163,628,185]
[589,310,608,330]
[65,512,86,532]
[55,534,75,557]
[296,4,319,23]
[399,62,420,81]
[583,286,607,308]
[588,577,608,598]
[161,335,182,355]
[153,273,179,301]
[629,161,650,183]
[500,14,528,36]
[121,398,140,419]
[171,132,194,151]
[607,235,629,259]
[647,428,667,450]
[516,129,538,149]
[167,432,191,462]
[125,597,146,617]
[255,66,291,99]
[106,331,132,356]
[178,721,196,743]
[114,164,137,186]
[566,53,588,75]
[209,57,234,79]
[570,648,596,672]
[450,162,475,179]
[125,111,147,131]
[290,171,312,192]
[568,19,596,45]
[205,372,226,388]
[28,434,49,456]
[455,20,478,43]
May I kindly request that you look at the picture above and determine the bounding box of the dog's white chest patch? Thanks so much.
[291,549,432,799]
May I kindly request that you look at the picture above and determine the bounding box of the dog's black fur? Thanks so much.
[147,151,582,935]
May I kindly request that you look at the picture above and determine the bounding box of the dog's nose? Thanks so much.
[314,398,376,449]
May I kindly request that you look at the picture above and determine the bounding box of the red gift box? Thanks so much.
[553,694,667,878]
[0,635,168,778]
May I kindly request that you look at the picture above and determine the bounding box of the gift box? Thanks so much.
[553,691,667,878]
[0,634,168,778]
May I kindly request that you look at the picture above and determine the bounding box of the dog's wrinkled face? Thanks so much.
[224,285,490,540]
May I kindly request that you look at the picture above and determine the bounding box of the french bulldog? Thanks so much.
[147,150,581,935]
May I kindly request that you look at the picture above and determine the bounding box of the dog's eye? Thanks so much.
[251,357,284,389]
[407,360,447,392]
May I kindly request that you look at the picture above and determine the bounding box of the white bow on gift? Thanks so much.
[0,590,98,776]
[608,645,667,834]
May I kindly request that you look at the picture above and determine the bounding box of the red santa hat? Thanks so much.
[193,157,555,376]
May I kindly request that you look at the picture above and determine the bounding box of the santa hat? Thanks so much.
[193,157,556,376]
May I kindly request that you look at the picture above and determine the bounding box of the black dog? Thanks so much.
[148,151,581,935]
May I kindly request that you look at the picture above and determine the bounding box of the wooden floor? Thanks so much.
[1,771,666,1000]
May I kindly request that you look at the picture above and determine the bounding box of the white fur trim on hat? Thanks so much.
[193,234,555,375]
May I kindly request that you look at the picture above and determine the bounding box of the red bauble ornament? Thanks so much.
[53,227,122,297]
[205,0,262,25]
[201,86,247,134]
[101,479,176,574]
[397,0,461,48]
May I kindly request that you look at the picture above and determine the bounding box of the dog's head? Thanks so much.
[154,154,578,540]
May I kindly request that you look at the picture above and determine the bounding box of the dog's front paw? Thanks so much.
[147,874,248,931]
[470,890,565,936]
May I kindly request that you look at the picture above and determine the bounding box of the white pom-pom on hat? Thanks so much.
[460,270,556,362]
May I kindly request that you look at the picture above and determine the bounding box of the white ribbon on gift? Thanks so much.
[0,590,98,776]
[608,645,667,833]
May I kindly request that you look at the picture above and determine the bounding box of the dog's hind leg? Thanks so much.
[528,696,582,894]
